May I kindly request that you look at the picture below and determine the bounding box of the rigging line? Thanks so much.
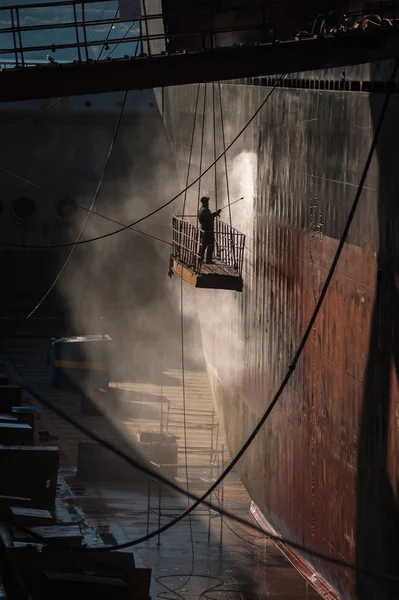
[0,75,284,249]
[77,205,172,246]
[197,83,207,225]
[97,5,120,61]
[218,82,233,232]
[2,357,399,584]
[175,82,202,596]
[105,20,138,59]
[11,90,128,326]
[212,82,218,211]
[0,98,63,133]
[0,5,120,136]
[0,58,396,575]
[0,166,171,247]
[218,81,236,266]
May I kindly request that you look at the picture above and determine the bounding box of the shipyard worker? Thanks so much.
[198,196,221,264]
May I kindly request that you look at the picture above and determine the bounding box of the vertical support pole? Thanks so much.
[73,3,82,62]
[142,0,152,57]
[210,410,215,466]
[15,8,24,67]
[10,9,19,67]
[81,2,90,62]
[209,0,213,50]
[262,0,267,42]
[146,480,151,535]
[157,482,162,546]
[220,444,224,548]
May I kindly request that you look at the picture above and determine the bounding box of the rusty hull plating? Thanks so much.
[157,60,399,600]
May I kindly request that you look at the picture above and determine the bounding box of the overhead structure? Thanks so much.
[0,0,399,102]
[170,216,245,292]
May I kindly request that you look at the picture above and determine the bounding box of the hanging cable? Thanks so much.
[0,166,171,248]
[97,6,120,61]
[218,82,233,232]
[0,76,284,250]
[212,82,218,211]
[105,20,138,59]
[1,90,128,332]
[197,83,207,225]
[218,81,236,267]
[0,98,63,133]
[163,82,201,598]
[0,58,396,580]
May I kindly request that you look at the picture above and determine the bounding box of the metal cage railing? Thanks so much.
[172,216,245,277]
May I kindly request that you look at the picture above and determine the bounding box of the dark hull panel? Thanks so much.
[159,63,399,599]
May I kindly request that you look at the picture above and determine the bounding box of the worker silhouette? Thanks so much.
[198,196,221,264]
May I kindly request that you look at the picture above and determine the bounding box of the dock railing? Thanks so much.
[171,215,245,277]
[0,0,398,68]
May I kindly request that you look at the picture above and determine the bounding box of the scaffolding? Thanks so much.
[146,405,227,547]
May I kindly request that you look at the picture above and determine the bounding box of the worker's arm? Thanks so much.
[211,209,222,218]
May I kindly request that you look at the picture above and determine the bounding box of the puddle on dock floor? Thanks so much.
[0,338,322,600]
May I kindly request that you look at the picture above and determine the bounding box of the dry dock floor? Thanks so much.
[0,337,321,600]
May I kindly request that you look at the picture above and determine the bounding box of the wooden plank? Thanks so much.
[0,445,59,510]
[43,572,127,587]
[54,497,81,525]
[0,385,22,407]
[172,259,198,288]
[13,525,82,547]
[0,423,34,445]
[10,507,53,526]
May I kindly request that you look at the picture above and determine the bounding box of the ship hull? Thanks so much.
[158,61,399,599]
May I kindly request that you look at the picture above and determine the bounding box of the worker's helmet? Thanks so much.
[200,196,210,205]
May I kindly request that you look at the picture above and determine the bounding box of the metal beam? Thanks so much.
[0,30,399,103]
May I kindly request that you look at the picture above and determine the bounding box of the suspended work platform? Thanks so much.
[170,216,245,292]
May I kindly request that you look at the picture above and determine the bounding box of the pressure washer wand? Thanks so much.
[219,196,244,211]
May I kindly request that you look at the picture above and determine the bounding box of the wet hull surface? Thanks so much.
[159,60,399,599]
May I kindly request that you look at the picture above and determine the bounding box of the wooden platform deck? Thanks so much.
[172,258,243,291]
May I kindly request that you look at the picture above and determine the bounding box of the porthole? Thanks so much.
[57,198,77,221]
[14,197,35,219]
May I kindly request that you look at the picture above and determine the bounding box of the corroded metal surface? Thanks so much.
[160,63,399,599]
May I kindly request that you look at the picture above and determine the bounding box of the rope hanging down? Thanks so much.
[0,76,284,250]
[167,80,203,600]
[0,91,128,336]
[1,58,396,580]
[212,82,218,211]
[196,83,207,224]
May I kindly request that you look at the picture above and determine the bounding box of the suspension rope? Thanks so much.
[97,5,120,61]
[173,82,202,598]
[0,98,63,133]
[0,165,172,247]
[218,82,233,232]
[0,76,284,250]
[197,83,207,225]
[218,81,236,267]
[212,82,218,211]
